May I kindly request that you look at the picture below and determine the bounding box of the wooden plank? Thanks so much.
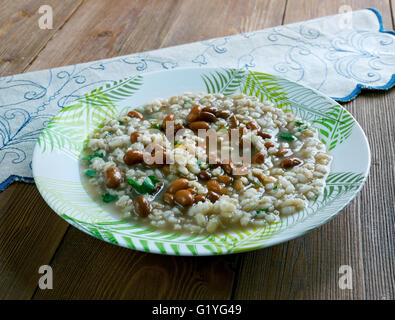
[33,227,239,299]
[25,0,156,71]
[27,0,286,299]
[283,0,392,29]
[0,0,83,76]
[233,0,395,299]
[0,183,69,299]
[27,0,287,71]
[349,90,395,300]
[125,0,287,49]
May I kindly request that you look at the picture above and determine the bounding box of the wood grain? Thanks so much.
[27,0,287,71]
[392,1,395,26]
[0,183,68,299]
[283,0,393,29]
[233,0,395,300]
[117,0,287,54]
[0,0,394,300]
[0,0,83,76]
[149,0,286,47]
[26,0,153,71]
[33,227,239,300]
[347,91,395,300]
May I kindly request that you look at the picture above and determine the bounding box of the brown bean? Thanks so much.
[216,109,231,119]
[257,131,272,139]
[127,110,144,120]
[174,189,194,207]
[187,188,197,195]
[229,114,239,128]
[280,157,303,169]
[163,193,174,206]
[104,167,122,189]
[167,178,189,194]
[206,180,222,194]
[124,149,144,165]
[217,175,233,185]
[199,111,216,123]
[134,195,151,217]
[207,191,220,203]
[197,170,211,181]
[234,179,244,192]
[252,152,265,164]
[186,105,201,123]
[246,121,259,130]
[162,113,175,130]
[194,195,206,203]
[130,131,141,143]
[264,141,275,149]
[202,106,218,114]
[222,162,234,175]
[276,147,292,157]
[188,121,210,131]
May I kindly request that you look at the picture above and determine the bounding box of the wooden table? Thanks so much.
[0,0,394,300]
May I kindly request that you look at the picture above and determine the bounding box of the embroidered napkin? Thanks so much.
[0,8,394,191]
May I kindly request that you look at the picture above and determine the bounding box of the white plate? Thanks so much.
[32,67,370,255]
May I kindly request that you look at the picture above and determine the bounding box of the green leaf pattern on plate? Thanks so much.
[271,76,356,151]
[243,70,290,108]
[38,75,143,158]
[312,105,355,151]
[202,68,246,96]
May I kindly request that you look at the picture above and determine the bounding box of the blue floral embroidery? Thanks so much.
[326,31,395,83]
[192,38,229,65]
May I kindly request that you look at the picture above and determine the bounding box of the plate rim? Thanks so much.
[32,66,371,256]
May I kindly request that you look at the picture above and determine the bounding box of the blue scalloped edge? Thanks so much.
[0,175,35,191]
[0,7,393,192]
[331,8,395,102]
